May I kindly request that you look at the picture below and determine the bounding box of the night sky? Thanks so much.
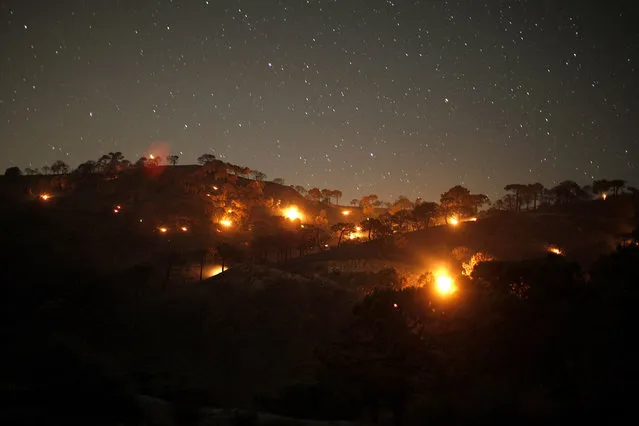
[1,1,637,202]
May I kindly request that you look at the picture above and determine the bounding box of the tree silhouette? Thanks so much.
[350,199,360,207]
[332,189,343,205]
[50,160,69,175]
[253,171,266,181]
[4,166,21,178]
[24,167,38,175]
[528,182,544,209]
[504,184,526,211]
[550,180,587,204]
[440,185,471,222]
[321,189,333,204]
[308,187,322,202]
[412,202,439,228]
[166,154,179,166]
[331,222,356,247]
[197,153,216,165]
[97,152,126,175]
[610,179,626,196]
[272,177,285,185]
[41,165,51,175]
[293,185,307,195]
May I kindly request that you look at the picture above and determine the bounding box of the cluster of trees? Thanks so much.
[495,179,637,211]
[293,186,344,205]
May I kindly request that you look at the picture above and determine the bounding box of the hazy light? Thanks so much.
[113,209,119,214]
[355,226,362,232]
[283,206,303,221]
[342,210,350,216]
[40,193,51,201]
[213,186,219,190]
[435,272,456,296]
[449,217,459,226]
[158,227,168,233]
[205,265,224,278]
[602,193,607,200]
[180,226,188,232]
[149,154,155,160]
[468,217,478,222]
[220,219,233,228]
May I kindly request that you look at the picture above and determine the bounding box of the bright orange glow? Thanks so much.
[468,217,478,222]
[180,226,188,232]
[283,206,304,221]
[113,209,119,214]
[158,227,168,233]
[220,219,233,228]
[212,186,219,190]
[342,210,350,216]
[149,154,155,160]
[39,193,51,201]
[449,217,459,226]
[602,193,607,200]
[435,272,456,296]
[355,226,362,232]
[548,247,563,255]
[205,265,224,278]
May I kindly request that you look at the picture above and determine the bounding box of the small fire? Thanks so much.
[449,217,459,226]
[149,154,155,160]
[602,193,607,200]
[548,247,563,255]
[435,272,456,296]
[113,209,120,214]
[158,227,168,233]
[39,193,51,201]
[220,219,232,228]
[468,217,478,222]
[180,226,188,232]
[355,226,362,232]
[283,206,303,221]
[342,210,350,216]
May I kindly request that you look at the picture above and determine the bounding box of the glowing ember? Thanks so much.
[393,303,398,308]
[213,186,219,190]
[355,226,362,232]
[342,210,350,216]
[113,209,119,214]
[435,273,456,296]
[180,226,188,232]
[468,217,478,222]
[283,206,303,221]
[548,247,563,255]
[39,194,51,201]
[158,227,168,233]
[449,217,459,226]
[220,219,233,228]
[602,193,607,200]
[149,154,155,160]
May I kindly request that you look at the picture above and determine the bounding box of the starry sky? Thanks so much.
[1,0,637,202]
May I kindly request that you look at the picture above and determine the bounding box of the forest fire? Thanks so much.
[283,206,303,221]
[449,217,459,226]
